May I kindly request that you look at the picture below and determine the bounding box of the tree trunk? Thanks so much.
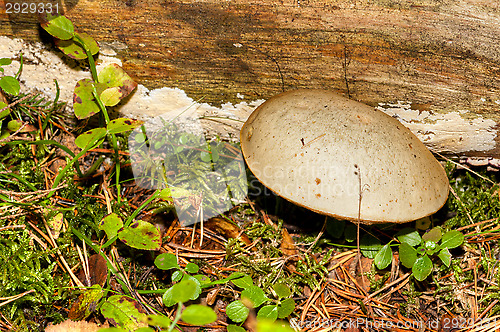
[1,0,500,158]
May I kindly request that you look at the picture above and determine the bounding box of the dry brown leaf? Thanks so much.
[204,217,251,245]
[280,228,297,256]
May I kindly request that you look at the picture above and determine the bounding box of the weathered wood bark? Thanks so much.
[1,0,500,157]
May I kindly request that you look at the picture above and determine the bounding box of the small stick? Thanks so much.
[350,164,368,290]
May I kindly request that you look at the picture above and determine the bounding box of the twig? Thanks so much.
[435,152,497,186]
[449,185,474,225]
[0,225,25,232]
[0,184,67,197]
[363,272,411,301]
[0,123,28,143]
[0,92,37,115]
[0,290,35,307]
[41,216,85,288]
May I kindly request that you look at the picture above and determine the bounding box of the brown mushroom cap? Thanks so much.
[240,89,449,224]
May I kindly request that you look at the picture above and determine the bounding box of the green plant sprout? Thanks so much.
[374,226,464,281]
[0,57,21,97]
[0,56,22,139]
[0,52,69,143]
[225,274,296,329]
[39,13,142,203]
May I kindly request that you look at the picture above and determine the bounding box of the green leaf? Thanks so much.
[55,32,99,59]
[277,298,295,318]
[154,253,179,270]
[273,283,291,298]
[0,129,10,140]
[74,127,107,150]
[225,300,249,323]
[118,220,161,250]
[396,227,421,246]
[200,150,212,162]
[0,58,12,66]
[202,272,245,288]
[257,305,278,321]
[326,220,345,239]
[230,273,253,289]
[100,295,148,331]
[440,230,464,249]
[40,14,75,40]
[360,233,381,259]
[48,212,64,239]
[134,132,146,143]
[73,79,101,119]
[171,270,183,283]
[181,305,217,325]
[135,328,155,332]
[256,319,294,332]
[185,262,199,274]
[192,274,211,287]
[415,217,431,230]
[146,314,172,328]
[422,227,442,242]
[0,102,10,120]
[107,118,144,134]
[0,76,20,96]
[162,279,198,306]
[424,240,439,255]
[241,286,268,308]
[399,242,417,268]
[412,255,433,281]
[98,213,123,239]
[374,243,392,269]
[344,223,357,242]
[438,248,452,267]
[182,274,202,300]
[159,186,194,201]
[97,63,137,103]
[227,325,246,332]
[69,284,104,320]
[100,87,122,106]
[179,134,189,145]
[211,146,220,161]
[7,119,22,132]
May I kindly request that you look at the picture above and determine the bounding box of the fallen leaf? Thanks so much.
[205,217,251,245]
[280,228,297,256]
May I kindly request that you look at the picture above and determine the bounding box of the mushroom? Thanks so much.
[240,89,449,224]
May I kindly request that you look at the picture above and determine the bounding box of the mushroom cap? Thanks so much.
[240,89,449,224]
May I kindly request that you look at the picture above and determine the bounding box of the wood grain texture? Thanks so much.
[1,0,500,156]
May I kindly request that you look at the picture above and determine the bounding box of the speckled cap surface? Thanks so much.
[240,89,449,224]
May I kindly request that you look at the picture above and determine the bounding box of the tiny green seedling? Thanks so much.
[225,274,296,328]
[0,56,22,139]
[39,13,142,201]
[99,212,162,251]
[153,253,217,330]
[374,226,464,281]
[0,57,21,97]
[91,253,224,331]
